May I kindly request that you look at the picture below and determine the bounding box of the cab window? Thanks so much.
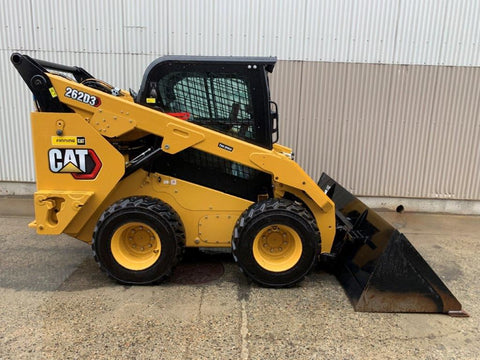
[156,72,256,140]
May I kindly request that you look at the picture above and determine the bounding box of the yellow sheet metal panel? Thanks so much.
[43,70,337,249]
[74,170,254,247]
[45,72,337,231]
[30,112,125,234]
[198,214,238,245]
[33,191,93,234]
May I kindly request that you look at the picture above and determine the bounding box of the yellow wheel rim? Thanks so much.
[111,222,161,271]
[252,224,303,272]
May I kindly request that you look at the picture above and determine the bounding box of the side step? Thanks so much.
[318,173,468,316]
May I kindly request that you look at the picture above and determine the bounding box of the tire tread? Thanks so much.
[92,196,185,284]
[232,198,320,287]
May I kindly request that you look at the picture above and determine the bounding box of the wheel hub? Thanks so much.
[127,226,158,253]
[111,222,161,271]
[260,226,289,254]
[253,224,303,272]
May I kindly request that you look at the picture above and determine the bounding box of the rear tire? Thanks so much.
[92,196,185,284]
[232,198,320,287]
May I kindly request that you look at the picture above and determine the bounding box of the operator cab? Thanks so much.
[137,56,277,149]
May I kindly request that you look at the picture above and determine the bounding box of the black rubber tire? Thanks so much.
[92,196,185,285]
[232,198,320,287]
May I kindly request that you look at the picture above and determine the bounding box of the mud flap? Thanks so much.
[318,173,467,316]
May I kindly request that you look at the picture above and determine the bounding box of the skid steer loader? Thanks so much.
[10,53,466,316]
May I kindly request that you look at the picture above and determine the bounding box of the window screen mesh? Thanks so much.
[158,72,255,140]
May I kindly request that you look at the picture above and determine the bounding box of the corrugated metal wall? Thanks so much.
[270,61,480,199]
[1,0,479,201]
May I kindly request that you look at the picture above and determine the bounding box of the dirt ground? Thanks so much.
[0,208,479,360]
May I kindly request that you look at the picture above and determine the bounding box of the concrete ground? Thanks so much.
[0,199,479,359]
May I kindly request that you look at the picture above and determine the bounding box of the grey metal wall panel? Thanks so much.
[287,61,349,182]
[335,63,393,195]
[1,50,35,182]
[380,64,439,198]
[269,61,480,200]
[268,61,303,149]
[424,66,480,199]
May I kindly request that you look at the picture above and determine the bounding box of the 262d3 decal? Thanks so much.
[64,87,101,107]
[48,148,102,179]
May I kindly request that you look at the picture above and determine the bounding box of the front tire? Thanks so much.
[92,196,185,284]
[232,199,320,287]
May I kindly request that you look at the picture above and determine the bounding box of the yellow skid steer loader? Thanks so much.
[11,53,466,316]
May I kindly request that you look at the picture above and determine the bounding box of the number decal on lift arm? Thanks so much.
[64,87,101,107]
